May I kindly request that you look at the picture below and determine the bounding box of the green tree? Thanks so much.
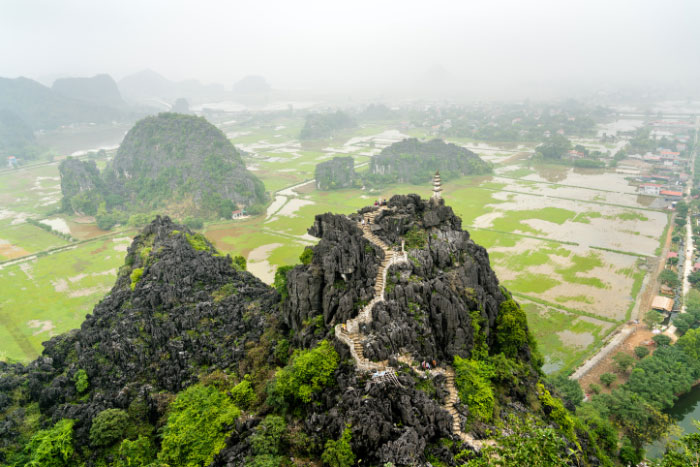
[90,408,130,447]
[653,334,672,346]
[73,369,89,394]
[267,340,339,409]
[652,423,700,467]
[116,436,156,467]
[660,269,681,288]
[465,415,574,467]
[158,383,240,466]
[299,247,314,265]
[454,356,495,422]
[232,255,247,271]
[612,352,635,374]
[273,265,294,301]
[548,374,584,407]
[678,328,700,361]
[24,419,75,467]
[644,310,664,329]
[321,428,355,467]
[494,299,532,358]
[536,134,572,160]
[600,373,616,387]
[688,270,700,289]
[634,346,650,359]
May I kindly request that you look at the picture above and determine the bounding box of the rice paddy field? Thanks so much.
[0,119,669,376]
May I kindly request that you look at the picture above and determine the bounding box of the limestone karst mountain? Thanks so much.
[0,196,609,466]
[58,113,266,220]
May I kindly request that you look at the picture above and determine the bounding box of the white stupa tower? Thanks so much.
[431,171,442,200]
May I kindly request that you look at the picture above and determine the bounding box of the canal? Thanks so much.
[646,384,700,458]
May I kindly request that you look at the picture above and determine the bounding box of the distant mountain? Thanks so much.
[233,75,271,95]
[59,113,266,219]
[0,76,123,130]
[118,70,226,105]
[231,75,271,106]
[52,74,125,108]
[315,156,357,190]
[0,109,41,159]
[118,69,176,104]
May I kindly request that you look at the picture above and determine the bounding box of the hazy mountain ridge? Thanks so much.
[0,76,125,130]
[52,74,126,108]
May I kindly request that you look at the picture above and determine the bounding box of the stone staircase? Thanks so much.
[334,206,487,452]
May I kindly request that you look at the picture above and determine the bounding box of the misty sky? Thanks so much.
[2,0,699,98]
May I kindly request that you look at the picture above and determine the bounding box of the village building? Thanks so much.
[231,209,244,219]
[652,296,674,313]
[639,183,662,195]
[660,190,683,199]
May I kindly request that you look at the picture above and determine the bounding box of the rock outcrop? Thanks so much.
[367,138,492,185]
[1,198,590,467]
[58,113,267,218]
[315,156,357,190]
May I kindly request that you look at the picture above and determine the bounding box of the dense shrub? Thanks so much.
[158,383,240,466]
[322,428,355,467]
[89,409,130,447]
[232,255,247,271]
[73,369,89,393]
[267,340,339,409]
[494,299,532,358]
[453,356,494,422]
[24,419,75,467]
[230,375,256,409]
[299,247,313,265]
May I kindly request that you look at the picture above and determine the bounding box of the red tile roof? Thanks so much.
[661,190,683,196]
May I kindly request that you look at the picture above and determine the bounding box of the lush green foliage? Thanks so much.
[536,134,571,159]
[89,408,130,447]
[465,415,575,466]
[651,423,700,467]
[230,375,256,409]
[453,356,494,422]
[116,435,156,467]
[24,419,75,467]
[612,352,634,373]
[73,369,89,393]
[634,346,650,359]
[600,373,616,387]
[267,340,339,408]
[129,268,143,291]
[300,111,356,140]
[537,382,577,442]
[494,299,533,358]
[158,383,241,466]
[366,138,491,186]
[659,269,681,288]
[548,374,584,407]
[232,254,247,271]
[322,428,355,467]
[299,247,314,265]
[404,226,427,250]
[249,415,286,465]
[273,265,294,301]
[186,232,212,252]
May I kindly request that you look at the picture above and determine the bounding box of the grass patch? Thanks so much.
[0,236,130,362]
